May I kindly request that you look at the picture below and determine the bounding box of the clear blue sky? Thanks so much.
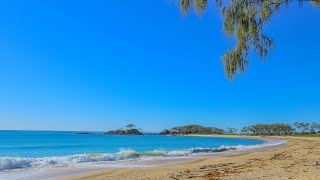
[0,1,319,131]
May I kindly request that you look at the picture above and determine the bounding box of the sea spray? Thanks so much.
[0,147,232,171]
[0,140,286,171]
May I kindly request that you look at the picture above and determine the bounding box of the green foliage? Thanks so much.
[126,124,136,130]
[160,124,224,135]
[175,0,320,79]
[294,121,320,134]
[311,0,320,6]
[180,0,191,15]
[106,124,143,135]
[226,127,237,134]
[241,123,293,135]
[160,129,171,135]
[241,122,320,136]
[310,122,320,133]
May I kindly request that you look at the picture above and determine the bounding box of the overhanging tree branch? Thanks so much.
[175,0,319,79]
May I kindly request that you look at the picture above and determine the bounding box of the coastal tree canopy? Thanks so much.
[175,0,320,79]
[241,122,320,135]
[126,124,136,130]
[160,124,224,135]
[225,127,238,134]
[106,124,144,135]
[241,123,294,135]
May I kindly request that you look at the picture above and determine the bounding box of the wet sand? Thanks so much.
[60,136,320,180]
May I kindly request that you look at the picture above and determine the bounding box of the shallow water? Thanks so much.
[0,130,267,171]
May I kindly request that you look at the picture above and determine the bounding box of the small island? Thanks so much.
[72,131,91,135]
[160,124,224,135]
[105,124,143,135]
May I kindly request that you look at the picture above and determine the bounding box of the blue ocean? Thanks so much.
[0,130,267,171]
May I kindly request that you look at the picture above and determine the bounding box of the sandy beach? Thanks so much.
[60,136,320,180]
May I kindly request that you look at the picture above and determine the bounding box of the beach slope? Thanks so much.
[61,136,320,180]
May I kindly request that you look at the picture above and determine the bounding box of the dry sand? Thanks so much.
[61,136,320,180]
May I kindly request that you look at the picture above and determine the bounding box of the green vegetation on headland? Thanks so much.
[73,132,91,134]
[240,122,320,136]
[102,122,320,136]
[105,124,143,135]
[240,123,293,135]
[160,124,224,135]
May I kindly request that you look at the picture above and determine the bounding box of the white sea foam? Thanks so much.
[0,139,286,172]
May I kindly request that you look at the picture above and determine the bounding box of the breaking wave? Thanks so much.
[0,139,286,171]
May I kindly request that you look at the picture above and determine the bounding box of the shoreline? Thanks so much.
[61,136,320,180]
[60,136,320,180]
[0,135,283,179]
[56,135,287,180]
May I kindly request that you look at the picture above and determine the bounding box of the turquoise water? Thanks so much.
[0,130,266,171]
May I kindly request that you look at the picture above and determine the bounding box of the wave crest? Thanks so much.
[0,140,286,171]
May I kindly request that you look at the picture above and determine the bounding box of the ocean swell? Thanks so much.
[0,139,286,171]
